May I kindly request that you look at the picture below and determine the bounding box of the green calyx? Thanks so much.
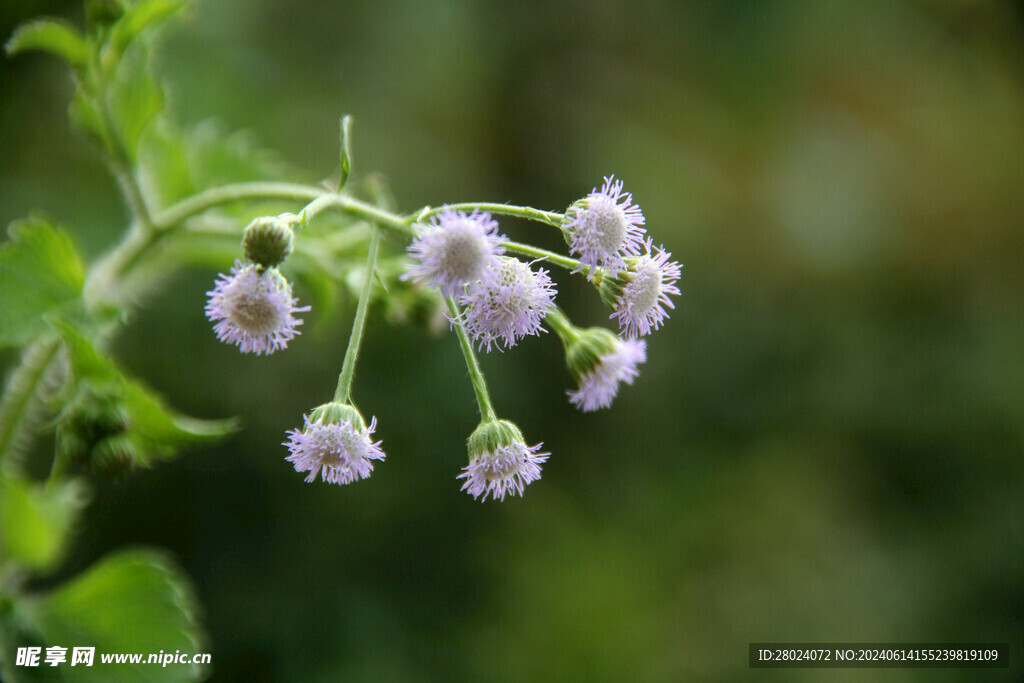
[309,401,366,431]
[565,327,620,381]
[467,419,524,460]
[596,267,629,309]
[559,197,588,246]
[242,216,295,268]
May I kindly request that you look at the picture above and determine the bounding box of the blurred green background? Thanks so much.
[3,0,1024,680]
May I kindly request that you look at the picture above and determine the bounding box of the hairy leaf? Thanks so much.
[20,548,207,682]
[53,322,237,472]
[0,218,85,349]
[0,477,89,572]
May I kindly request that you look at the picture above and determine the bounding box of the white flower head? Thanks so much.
[565,328,647,412]
[284,402,385,485]
[458,419,549,502]
[205,261,310,355]
[600,240,682,337]
[458,257,557,351]
[561,175,646,277]
[403,208,506,296]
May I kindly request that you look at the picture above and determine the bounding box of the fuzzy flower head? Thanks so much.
[599,240,682,337]
[205,260,310,354]
[458,419,549,502]
[565,327,647,412]
[561,176,646,277]
[284,402,385,485]
[459,257,557,351]
[403,209,506,296]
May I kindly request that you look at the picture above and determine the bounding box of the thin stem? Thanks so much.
[417,203,563,227]
[0,337,61,475]
[445,297,498,422]
[502,240,589,274]
[544,307,580,343]
[334,225,382,404]
[155,182,327,229]
[296,194,414,236]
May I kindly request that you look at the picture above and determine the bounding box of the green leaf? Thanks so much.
[111,0,187,48]
[0,217,85,349]
[338,115,353,191]
[0,478,89,572]
[105,43,163,162]
[6,19,90,68]
[54,322,237,471]
[23,548,207,682]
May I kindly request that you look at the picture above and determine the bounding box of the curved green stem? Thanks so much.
[544,307,581,346]
[445,297,498,422]
[155,182,327,229]
[296,194,414,236]
[0,337,61,475]
[417,203,563,227]
[501,240,589,274]
[334,225,382,404]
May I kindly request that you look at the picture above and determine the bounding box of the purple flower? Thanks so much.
[403,208,506,296]
[459,257,557,351]
[561,176,646,277]
[606,241,682,337]
[284,403,385,485]
[568,338,647,412]
[205,261,310,354]
[459,419,548,501]
[458,441,549,501]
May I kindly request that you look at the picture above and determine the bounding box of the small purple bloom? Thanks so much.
[458,441,549,502]
[205,260,310,354]
[610,242,682,338]
[284,413,385,485]
[459,257,557,351]
[403,208,506,296]
[568,338,647,412]
[562,176,646,277]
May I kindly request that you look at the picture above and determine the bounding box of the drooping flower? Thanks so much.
[459,257,557,351]
[284,402,385,485]
[564,328,647,412]
[205,261,310,354]
[599,240,682,338]
[561,175,646,277]
[458,420,549,502]
[403,208,506,296]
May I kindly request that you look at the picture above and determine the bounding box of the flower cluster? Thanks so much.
[202,173,679,502]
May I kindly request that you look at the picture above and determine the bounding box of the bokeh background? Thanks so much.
[3,0,1024,680]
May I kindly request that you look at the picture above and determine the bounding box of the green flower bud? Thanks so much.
[242,216,295,268]
[90,434,136,480]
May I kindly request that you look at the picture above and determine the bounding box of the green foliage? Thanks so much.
[0,218,85,350]
[53,322,236,476]
[105,43,163,163]
[5,19,90,68]
[16,549,207,682]
[0,478,88,573]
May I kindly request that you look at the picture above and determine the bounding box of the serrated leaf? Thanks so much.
[22,548,207,682]
[0,218,85,349]
[6,19,90,68]
[0,477,89,572]
[53,322,237,469]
